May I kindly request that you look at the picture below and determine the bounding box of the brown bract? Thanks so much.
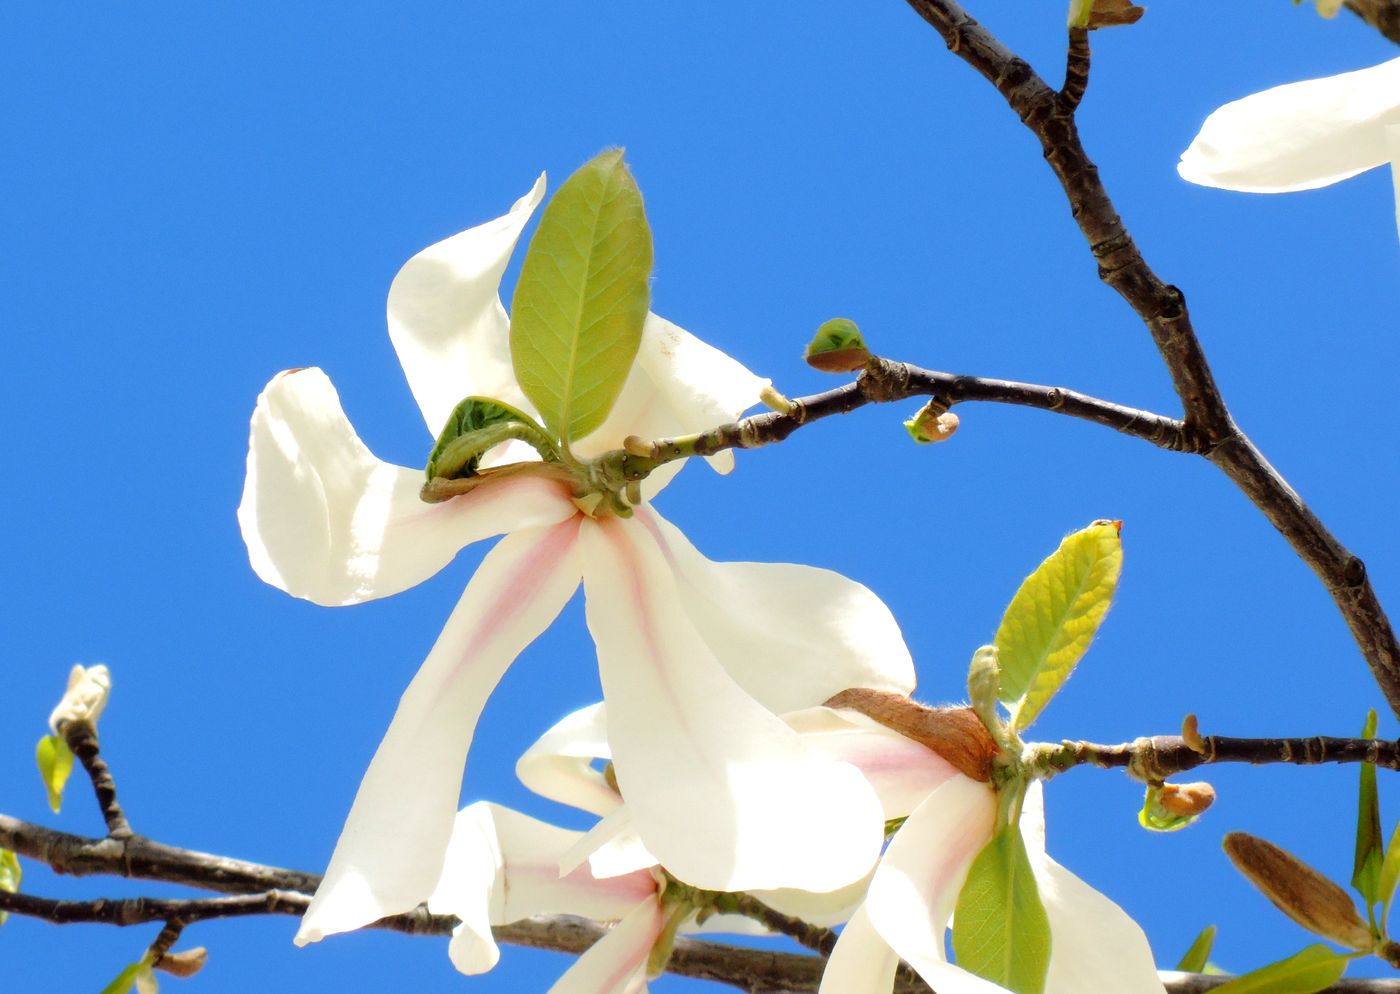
[1222,832,1373,950]
[824,688,999,782]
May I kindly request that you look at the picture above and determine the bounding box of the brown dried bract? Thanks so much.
[1222,832,1372,950]
[824,688,999,782]
[1088,0,1145,28]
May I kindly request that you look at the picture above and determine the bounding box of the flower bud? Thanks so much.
[804,318,871,373]
[1223,832,1373,950]
[48,664,111,734]
[1157,781,1215,818]
[904,405,960,445]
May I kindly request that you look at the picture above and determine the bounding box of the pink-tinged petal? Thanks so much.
[516,702,622,818]
[787,706,960,820]
[634,508,916,713]
[429,803,504,975]
[581,516,885,893]
[571,313,771,494]
[865,775,997,982]
[239,367,576,606]
[548,899,666,994]
[387,176,546,436]
[1178,57,1400,193]
[819,906,900,994]
[295,521,583,943]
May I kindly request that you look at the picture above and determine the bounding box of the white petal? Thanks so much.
[516,702,622,817]
[239,367,575,606]
[1035,852,1165,994]
[1178,57,1400,193]
[295,521,583,943]
[557,805,658,879]
[786,706,960,820]
[430,803,504,975]
[819,906,899,994]
[865,776,997,982]
[634,508,916,713]
[547,898,666,994]
[580,516,885,893]
[387,175,546,436]
[752,877,871,929]
[572,313,771,492]
[1019,780,1047,860]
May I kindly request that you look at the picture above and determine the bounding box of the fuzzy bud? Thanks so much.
[1223,832,1373,950]
[48,664,110,735]
[824,688,1000,782]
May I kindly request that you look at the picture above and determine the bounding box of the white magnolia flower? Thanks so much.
[238,177,917,943]
[820,776,1166,994]
[428,701,962,993]
[1178,57,1400,238]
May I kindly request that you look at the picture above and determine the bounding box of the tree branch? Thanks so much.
[895,0,1400,719]
[1345,0,1400,44]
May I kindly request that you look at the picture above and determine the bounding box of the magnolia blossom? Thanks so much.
[426,701,962,993]
[1178,57,1400,238]
[238,176,917,943]
[820,777,1165,994]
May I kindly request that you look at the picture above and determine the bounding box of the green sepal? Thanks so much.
[1353,709,1383,910]
[1139,783,1200,832]
[1175,925,1218,973]
[510,149,653,449]
[1204,945,1351,994]
[0,848,20,926]
[804,318,870,373]
[425,396,556,481]
[994,520,1124,731]
[35,734,74,814]
[952,823,1052,994]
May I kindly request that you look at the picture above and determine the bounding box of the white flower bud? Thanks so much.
[48,664,111,734]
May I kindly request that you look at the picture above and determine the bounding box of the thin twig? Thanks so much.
[1061,27,1091,111]
[725,893,838,957]
[896,0,1400,719]
[63,720,132,839]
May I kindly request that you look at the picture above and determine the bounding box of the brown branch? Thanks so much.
[62,720,132,839]
[1345,0,1400,44]
[896,0,1400,719]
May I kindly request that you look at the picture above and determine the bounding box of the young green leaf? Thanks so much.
[35,734,74,814]
[1204,945,1350,994]
[424,396,555,481]
[1379,818,1400,925]
[1354,709,1383,909]
[952,825,1052,994]
[0,848,20,926]
[510,149,653,450]
[100,961,148,994]
[994,520,1123,731]
[1175,924,1218,973]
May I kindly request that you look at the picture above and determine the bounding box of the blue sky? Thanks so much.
[4,3,1400,991]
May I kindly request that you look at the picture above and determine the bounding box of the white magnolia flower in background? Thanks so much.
[1178,56,1400,238]
[428,701,963,994]
[238,177,917,944]
[819,777,1166,994]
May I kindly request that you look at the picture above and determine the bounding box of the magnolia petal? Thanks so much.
[516,702,622,818]
[753,877,871,929]
[865,775,997,980]
[239,367,575,606]
[572,313,771,492]
[430,803,504,975]
[557,806,653,878]
[1035,850,1165,994]
[387,175,546,437]
[295,521,582,943]
[581,516,885,893]
[785,706,960,820]
[634,509,915,713]
[1020,779,1048,859]
[547,899,666,994]
[818,906,900,994]
[1178,57,1400,193]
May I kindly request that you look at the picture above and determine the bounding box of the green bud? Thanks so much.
[804,318,871,373]
[904,403,959,445]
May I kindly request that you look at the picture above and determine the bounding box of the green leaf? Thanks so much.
[994,520,1124,731]
[804,318,870,373]
[1175,925,1218,973]
[100,962,147,994]
[1205,945,1350,994]
[424,396,555,481]
[1379,818,1400,926]
[0,848,20,926]
[952,824,1052,994]
[35,734,74,814]
[510,149,653,449]
[1354,709,1383,909]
